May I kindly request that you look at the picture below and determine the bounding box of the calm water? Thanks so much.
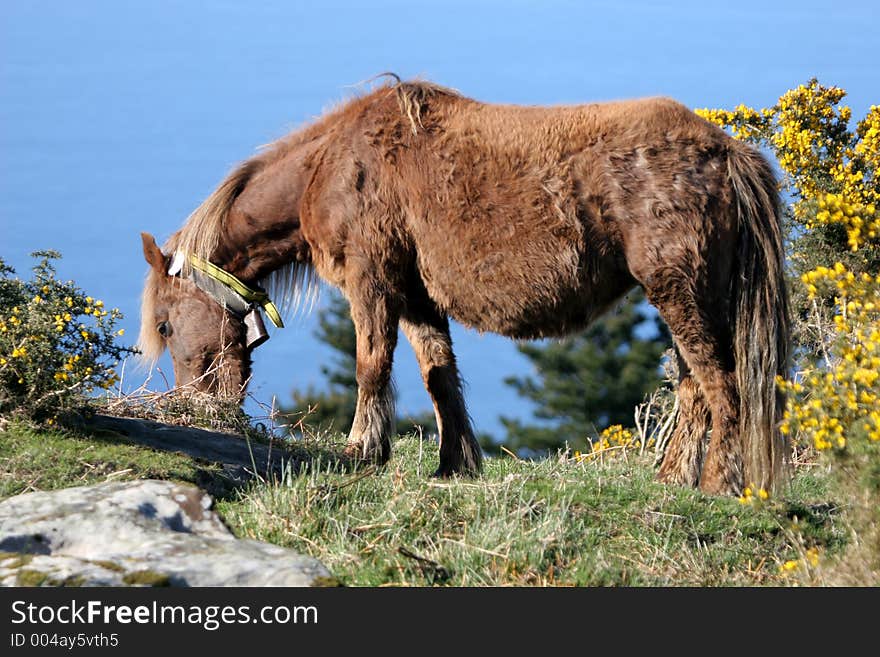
[2,1,877,437]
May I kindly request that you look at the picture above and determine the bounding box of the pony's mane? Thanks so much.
[169,158,263,266]
[139,76,460,363]
[392,77,461,134]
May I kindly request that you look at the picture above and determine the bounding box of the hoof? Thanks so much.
[698,475,743,497]
[342,440,390,466]
[432,460,481,479]
[432,439,483,478]
[432,466,456,479]
[698,455,744,497]
[655,466,699,488]
[342,442,364,460]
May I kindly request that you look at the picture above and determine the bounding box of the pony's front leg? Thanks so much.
[400,308,482,477]
[343,291,399,466]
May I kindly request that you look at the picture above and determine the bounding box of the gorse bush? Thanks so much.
[699,80,880,582]
[697,81,880,458]
[0,251,136,422]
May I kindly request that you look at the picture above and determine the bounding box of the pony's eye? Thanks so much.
[157,321,170,338]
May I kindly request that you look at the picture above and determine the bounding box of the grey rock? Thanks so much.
[0,480,332,587]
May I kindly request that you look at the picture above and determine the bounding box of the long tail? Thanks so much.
[727,141,791,492]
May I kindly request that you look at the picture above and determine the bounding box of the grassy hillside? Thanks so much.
[0,420,847,586]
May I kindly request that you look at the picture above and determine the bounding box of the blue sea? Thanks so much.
[2,0,876,438]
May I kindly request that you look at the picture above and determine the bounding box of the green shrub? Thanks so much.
[0,251,136,422]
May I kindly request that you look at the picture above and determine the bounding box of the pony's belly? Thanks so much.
[418,250,602,339]
[446,294,597,339]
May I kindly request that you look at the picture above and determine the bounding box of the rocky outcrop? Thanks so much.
[0,480,333,586]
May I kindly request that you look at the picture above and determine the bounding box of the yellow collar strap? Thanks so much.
[183,254,284,329]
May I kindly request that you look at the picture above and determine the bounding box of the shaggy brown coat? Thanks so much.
[140,79,789,495]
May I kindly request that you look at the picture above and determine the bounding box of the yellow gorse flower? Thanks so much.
[701,81,880,457]
[572,424,654,463]
[779,547,821,576]
[738,485,769,505]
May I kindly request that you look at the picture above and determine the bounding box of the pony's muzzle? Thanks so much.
[244,308,269,349]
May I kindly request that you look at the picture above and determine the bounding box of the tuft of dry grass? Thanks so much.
[99,383,253,436]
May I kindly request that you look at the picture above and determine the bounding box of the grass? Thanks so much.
[218,436,846,586]
[0,420,231,498]
[0,420,850,586]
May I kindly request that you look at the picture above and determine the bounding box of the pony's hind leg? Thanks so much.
[656,348,710,487]
[400,306,482,477]
[638,263,743,496]
[343,290,400,466]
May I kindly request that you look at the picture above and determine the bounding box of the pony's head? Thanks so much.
[138,232,251,396]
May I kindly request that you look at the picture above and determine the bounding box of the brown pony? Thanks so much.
[139,78,789,495]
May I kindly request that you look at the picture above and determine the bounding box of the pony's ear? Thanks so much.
[141,232,166,274]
